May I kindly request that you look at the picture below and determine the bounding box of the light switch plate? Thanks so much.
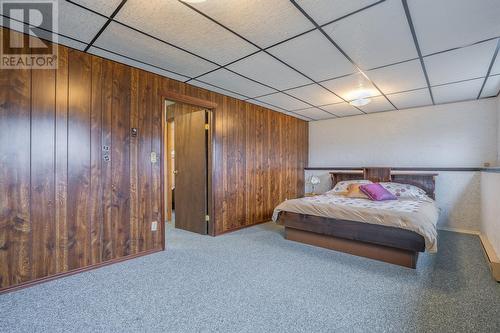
[151,221,158,231]
[150,152,157,163]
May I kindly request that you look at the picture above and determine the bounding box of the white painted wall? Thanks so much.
[481,171,500,256]
[309,99,498,168]
[307,98,498,232]
[480,96,500,257]
[497,96,500,165]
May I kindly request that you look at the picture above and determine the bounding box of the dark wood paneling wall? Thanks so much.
[0,28,307,290]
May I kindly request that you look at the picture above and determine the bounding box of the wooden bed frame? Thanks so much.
[277,167,438,269]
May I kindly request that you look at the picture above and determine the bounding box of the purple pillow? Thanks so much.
[359,183,397,201]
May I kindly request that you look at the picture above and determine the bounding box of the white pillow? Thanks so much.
[379,182,429,201]
[327,180,372,194]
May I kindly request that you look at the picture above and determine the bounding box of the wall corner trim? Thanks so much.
[479,234,500,282]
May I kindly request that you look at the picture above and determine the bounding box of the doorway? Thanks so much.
[163,99,212,235]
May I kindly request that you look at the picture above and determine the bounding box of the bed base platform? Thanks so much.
[279,211,425,269]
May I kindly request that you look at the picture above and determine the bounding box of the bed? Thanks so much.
[273,168,439,268]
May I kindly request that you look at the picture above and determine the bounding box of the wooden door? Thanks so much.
[174,109,208,234]
[165,118,174,222]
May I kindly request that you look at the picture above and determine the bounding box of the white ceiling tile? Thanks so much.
[70,0,123,16]
[322,73,379,101]
[286,84,343,106]
[480,75,500,98]
[58,0,107,43]
[268,30,356,81]
[359,96,395,113]
[196,69,276,98]
[298,0,382,26]
[424,40,497,86]
[88,47,190,82]
[247,99,287,113]
[185,0,313,48]
[115,0,258,64]
[320,102,363,117]
[227,52,313,90]
[294,108,334,120]
[1,1,106,43]
[256,92,310,111]
[189,80,249,100]
[368,60,427,94]
[94,22,217,78]
[432,78,484,104]
[492,50,500,75]
[1,18,87,51]
[408,0,500,55]
[322,0,417,69]
[387,88,432,109]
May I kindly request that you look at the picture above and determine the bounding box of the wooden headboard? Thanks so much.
[330,167,438,199]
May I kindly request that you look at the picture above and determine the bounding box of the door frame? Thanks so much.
[160,92,217,249]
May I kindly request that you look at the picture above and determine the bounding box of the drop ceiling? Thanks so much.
[1,0,499,121]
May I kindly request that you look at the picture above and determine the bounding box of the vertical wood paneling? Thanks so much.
[101,59,114,261]
[111,63,131,258]
[31,67,56,279]
[90,57,104,264]
[137,72,152,252]
[55,46,68,273]
[0,67,32,288]
[151,75,162,248]
[67,50,92,270]
[245,103,256,227]
[129,69,139,254]
[0,29,308,290]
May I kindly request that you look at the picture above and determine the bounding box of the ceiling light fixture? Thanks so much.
[347,88,374,107]
[349,98,371,107]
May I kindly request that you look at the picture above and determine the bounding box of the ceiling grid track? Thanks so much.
[177,0,346,117]
[0,12,191,80]
[288,0,398,111]
[3,0,497,121]
[401,0,435,105]
[477,39,500,99]
[187,0,387,84]
[83,0,128,52]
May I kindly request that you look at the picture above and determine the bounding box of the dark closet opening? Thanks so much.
[163,99,212,235]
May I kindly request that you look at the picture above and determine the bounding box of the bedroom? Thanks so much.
[0,0,499,332]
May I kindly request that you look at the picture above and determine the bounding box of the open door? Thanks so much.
[174,109,208,234]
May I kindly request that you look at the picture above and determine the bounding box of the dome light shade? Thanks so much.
[349,98,371,107]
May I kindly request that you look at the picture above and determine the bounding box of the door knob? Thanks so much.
[173,170,179,175]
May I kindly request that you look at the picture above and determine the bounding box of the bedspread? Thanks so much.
[272,193,439,252]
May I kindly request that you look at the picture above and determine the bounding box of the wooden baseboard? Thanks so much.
[285,227,418,269]
[437,226,480,235]
[0,248,163,295]
[214,219,269,236]
[479,234,500,282]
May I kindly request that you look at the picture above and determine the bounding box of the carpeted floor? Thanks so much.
[1,222,499,333]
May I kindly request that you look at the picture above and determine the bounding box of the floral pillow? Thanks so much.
[379,182,429,201]
[327,179,372,194]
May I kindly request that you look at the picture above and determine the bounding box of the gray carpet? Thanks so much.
[1,222,499,333]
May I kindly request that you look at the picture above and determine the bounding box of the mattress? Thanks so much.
[272,193,439,252]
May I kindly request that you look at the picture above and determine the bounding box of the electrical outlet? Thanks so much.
[150,152,157,163]
[151,221,158,231]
